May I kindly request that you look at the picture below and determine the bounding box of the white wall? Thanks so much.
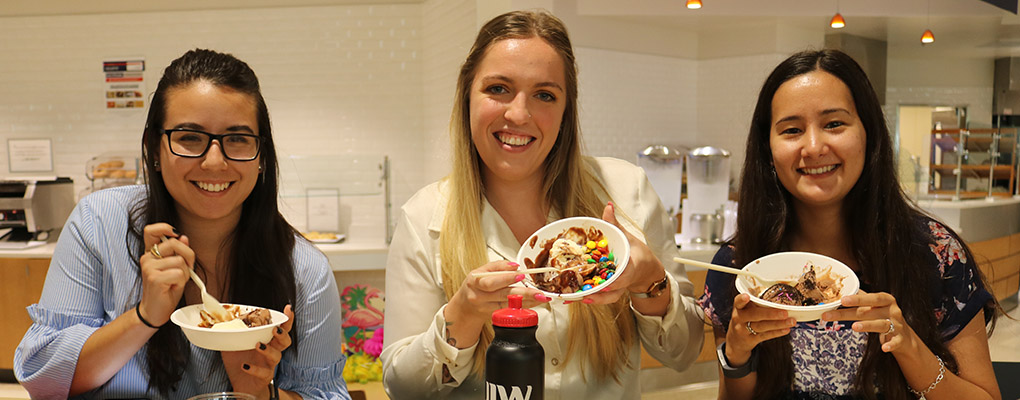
[575,47,698,162]
[0,5,424,242]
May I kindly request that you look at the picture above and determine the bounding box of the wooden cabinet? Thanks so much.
[0,258,49,371]
[971,233,1020,302]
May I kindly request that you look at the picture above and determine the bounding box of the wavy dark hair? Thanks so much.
[127,49,299,396]
[733,49,998,399]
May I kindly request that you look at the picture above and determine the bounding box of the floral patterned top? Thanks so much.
[698,218,993,400]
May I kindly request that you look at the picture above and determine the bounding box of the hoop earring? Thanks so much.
[153,160,160,170]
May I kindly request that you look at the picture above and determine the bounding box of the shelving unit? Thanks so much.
[928,128,1017,199]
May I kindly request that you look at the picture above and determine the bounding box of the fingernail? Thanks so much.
[582,298,594,304]
[852,323,861,331]
[534,293,549,302]
[259,343,267,350]
[563,300,573,305]
[514,274,525,282]
[243,363,250,370]
[508,261,519,267]
[788,318,797,326]
[277,327,283,334]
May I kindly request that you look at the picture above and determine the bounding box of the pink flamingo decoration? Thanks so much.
[340,285,385,354]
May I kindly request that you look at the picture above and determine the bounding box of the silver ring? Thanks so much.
[745,321,758,336]
[149,243,163,259]
[884,319,895,335]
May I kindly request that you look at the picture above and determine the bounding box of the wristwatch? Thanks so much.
[630,274,668,299]
[717,341,758,379]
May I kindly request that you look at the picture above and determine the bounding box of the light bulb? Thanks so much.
[830,13,845,28]
[921,29,935,44]
[686,0,702,9]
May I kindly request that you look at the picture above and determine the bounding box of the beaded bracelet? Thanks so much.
[908,355,945,400]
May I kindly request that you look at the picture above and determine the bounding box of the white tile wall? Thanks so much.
[421,0,476,185]
[575,47,698,162]
[697,53,789,174]
[0,5,424,242]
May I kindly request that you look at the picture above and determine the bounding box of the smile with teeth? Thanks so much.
[195,182,232,192]
[799,165,838,175]
[496,132,534,147]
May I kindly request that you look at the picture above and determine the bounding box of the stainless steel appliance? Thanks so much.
[0,177,74,242]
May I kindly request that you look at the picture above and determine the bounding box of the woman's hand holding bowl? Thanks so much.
[725,293,797,366]
[222,305,295,397]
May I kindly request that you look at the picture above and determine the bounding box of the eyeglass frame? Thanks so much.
[161,128,263,162]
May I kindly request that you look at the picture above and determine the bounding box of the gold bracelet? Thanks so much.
[908,355,945,400]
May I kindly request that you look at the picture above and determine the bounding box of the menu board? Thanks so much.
[103,58,145,109]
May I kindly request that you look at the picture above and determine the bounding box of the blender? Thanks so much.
[682,146,731,245]
[636,145,685,232]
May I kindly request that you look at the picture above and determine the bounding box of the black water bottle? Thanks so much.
[485,294,543,400]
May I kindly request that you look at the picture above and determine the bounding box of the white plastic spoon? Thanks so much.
[673,257,796,288]
[471,267,560,277]
[161,236,229,320]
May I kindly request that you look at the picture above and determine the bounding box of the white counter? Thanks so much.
[0,240,388,272]
[916,197,1020,243]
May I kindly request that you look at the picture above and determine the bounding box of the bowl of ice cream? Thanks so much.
[516,217,630,301]
[170,303,287,351]
[734,252,859,321]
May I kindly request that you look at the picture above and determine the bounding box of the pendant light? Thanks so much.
[921,0,935,44]
[830,13,845,28]
[686,0,702,10]
[830,0,845,28]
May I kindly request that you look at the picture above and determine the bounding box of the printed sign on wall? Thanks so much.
[103,58,145,109]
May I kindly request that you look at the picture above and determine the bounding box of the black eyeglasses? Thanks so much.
[162,128,262,161]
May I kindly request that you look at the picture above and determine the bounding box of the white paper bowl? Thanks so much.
[170,304,288,351]
[516,217,630,301]
[734,252,860,322]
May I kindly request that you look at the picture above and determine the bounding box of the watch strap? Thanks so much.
[630,274,669,299]
[717,341,758,379]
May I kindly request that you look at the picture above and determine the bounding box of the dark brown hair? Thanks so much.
[734,49,997,399]
[129,49,299,395]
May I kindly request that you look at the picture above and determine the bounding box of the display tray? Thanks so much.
[303,233,346,244]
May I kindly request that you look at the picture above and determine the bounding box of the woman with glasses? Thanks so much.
[15,49,350,400]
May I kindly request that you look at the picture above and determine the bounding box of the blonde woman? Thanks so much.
[381,10,704,399]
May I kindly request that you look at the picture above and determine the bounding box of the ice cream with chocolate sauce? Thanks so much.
[757,263,844,306]
[524,226,617,294]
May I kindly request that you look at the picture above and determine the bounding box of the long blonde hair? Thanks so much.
[440,10,636,382]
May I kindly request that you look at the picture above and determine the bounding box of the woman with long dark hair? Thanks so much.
[15,49,349,399]
[699,49,1001,400]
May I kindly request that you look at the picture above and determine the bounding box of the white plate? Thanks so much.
[170,304,288,351]
[516,217,630,301]
[734,252,860,321]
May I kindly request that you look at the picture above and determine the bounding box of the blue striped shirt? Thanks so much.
[14,185,350,399]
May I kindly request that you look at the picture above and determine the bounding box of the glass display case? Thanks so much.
[83,151,142,195]
[928,128,1017,199]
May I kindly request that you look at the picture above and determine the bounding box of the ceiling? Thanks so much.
[573,0,1020,58]
[3,0,1019,58]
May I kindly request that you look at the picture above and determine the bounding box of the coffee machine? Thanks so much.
[0,177,74,246]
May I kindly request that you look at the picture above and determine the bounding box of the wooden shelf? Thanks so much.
[931,165,1014,180]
